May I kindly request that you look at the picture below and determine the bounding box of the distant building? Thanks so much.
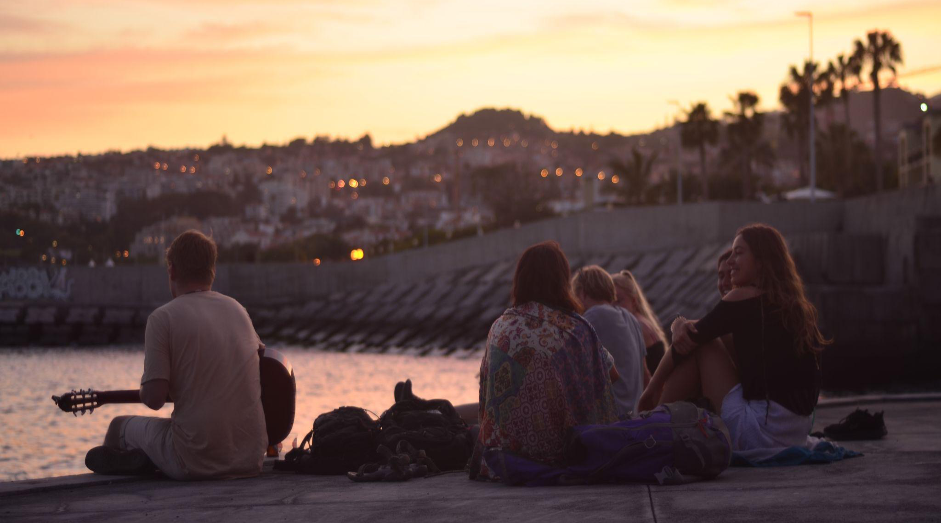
[898,109,941,187]
[129,216,202,260]
[54,189,117,223]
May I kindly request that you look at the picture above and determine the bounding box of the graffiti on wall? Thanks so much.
[0,267,73,301]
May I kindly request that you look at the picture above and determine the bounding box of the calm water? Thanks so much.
[0,347,481,481]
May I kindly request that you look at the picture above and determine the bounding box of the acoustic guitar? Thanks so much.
[52,347,296,447]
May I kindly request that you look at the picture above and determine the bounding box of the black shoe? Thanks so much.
[823,409,887,441]
[85,446,156,475]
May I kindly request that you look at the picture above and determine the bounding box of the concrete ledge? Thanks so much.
[3,400,939,522]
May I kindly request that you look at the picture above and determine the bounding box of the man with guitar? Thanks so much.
[85,230,269,480]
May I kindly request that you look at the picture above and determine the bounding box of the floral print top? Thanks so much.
[468,301,619,480]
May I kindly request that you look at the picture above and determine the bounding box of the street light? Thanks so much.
[796,11,816,203]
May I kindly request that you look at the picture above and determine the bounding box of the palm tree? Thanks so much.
[779,61,830,187]
[724,92,772,199]
[854,30,903,192]
[606,148,659,205]
[828,51,863,196]
[679,103,720,200]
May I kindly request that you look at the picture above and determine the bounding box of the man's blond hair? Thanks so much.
[571,265,616,304]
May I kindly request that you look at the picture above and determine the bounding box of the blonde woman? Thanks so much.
[572,265,649,417]
[611,270,668,375]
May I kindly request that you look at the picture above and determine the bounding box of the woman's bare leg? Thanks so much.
[658,351,703,405]
[657,339,738,412]
[694,338,739,413]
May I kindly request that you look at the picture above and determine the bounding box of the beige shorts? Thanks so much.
[119,416,189,480]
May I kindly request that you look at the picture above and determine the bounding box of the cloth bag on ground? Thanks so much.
[481,401,732,486]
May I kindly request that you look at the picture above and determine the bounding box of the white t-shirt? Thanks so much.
[141,290,268,479]
[582,304,647,417]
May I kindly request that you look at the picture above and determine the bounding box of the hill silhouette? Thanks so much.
[430,108,556,139]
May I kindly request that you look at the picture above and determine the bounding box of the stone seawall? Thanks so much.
[2,186,940,388]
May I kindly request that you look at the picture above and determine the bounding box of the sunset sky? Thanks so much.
[2,0,939,158]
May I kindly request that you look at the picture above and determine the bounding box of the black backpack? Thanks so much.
[376,379,472,471]
[275,406,380,474]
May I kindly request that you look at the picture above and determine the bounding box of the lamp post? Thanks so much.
[796,11,815,202]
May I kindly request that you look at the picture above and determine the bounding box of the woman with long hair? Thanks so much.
[638,224,828,451]
[468,241,619,480]
[611,270,668,376]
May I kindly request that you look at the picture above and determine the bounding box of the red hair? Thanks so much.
[511,241,582,313]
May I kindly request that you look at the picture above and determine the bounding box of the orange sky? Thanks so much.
[1,0,939,158]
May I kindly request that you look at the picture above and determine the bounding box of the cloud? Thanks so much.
[0,13,68,34]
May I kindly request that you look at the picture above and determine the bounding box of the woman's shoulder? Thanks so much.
[721,287,762,303]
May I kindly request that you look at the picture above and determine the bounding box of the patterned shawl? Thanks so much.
[469,301,619,480]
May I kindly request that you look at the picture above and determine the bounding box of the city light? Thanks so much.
[434,174,443,183]
[52,240,57,247]
[382,177,390,185]
[153,162,160,169]
[351,191,359,200]
[329,181,336,189]
[521,140,528,148]
[194,154,199,161]
[472,139,479,147]
[180,165,186,173]
[350,248,364,261]
[360,179,366,187]
[921,103,929,112]
[551,141,558,149]
[162,163,168,171]
[540,169,549,178]
[555,168,563,177]
[42,254,47,261]
[313,258,321,266]
[575,168,583,177]
[598,171,606,180]
[349,179,359,188]
[592,142,599,151]
[611,175,620,184]
[266,166,273,175]
[487,138,495,147]
[456,139,463,147]
[123,250,129,258]
[189,167,195,174]
[337,179,346,189]
[62,259,67,266]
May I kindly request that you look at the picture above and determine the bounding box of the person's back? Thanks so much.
[85,230,267,480]
[469,243,618,481]
[582,304,646,416]
[143,290,267,479]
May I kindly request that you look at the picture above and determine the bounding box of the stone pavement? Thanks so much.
[2,398,940,522]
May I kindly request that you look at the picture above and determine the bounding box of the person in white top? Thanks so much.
[572,265,650,417]
[85,230,268,480]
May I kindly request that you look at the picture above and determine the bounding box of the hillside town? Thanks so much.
[2,87,938,268]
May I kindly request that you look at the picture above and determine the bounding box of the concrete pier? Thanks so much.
[2,398,939,522]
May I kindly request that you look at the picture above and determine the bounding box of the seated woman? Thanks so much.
[572,265,650,417]
[638,224,827,452]
[468,241,619,481]
[611,270,669,378]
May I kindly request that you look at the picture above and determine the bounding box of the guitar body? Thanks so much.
[259,347,296,446]
[53,347,296,447]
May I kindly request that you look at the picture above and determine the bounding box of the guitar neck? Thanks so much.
[96,390,144,405]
